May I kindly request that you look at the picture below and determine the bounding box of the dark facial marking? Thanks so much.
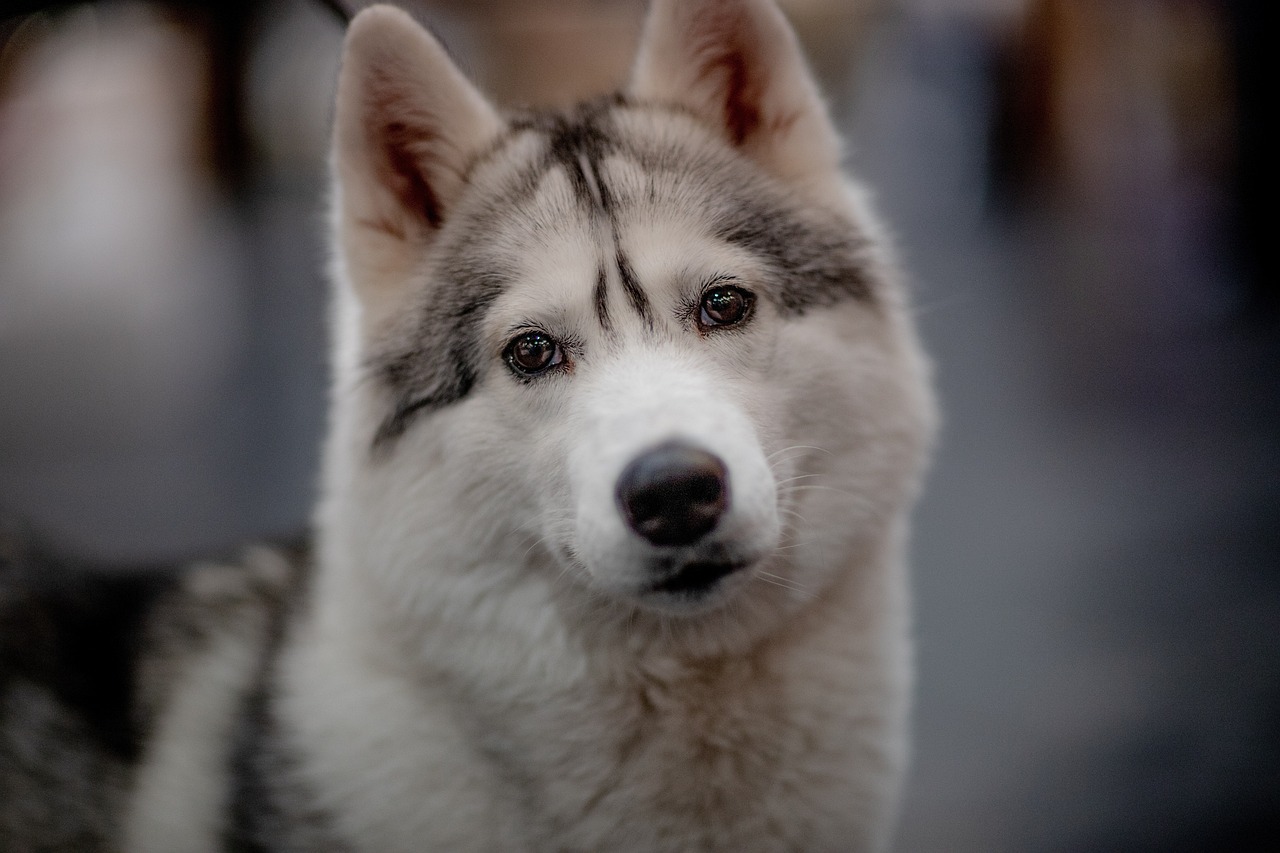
[371,263,509,449]
[515,100,621,217]
[514,101,663,329]
[602,99,880,314]
[615,249,655,328]
[712,188,875,314]
[593,262,612,331]
[374,344,473,447]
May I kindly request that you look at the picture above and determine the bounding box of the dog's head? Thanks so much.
[321,1,935,635]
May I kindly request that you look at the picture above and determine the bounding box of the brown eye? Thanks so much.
[505,331,563,377]
[699,285,754,329]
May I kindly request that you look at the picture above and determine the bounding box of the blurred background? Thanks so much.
[0,0,1274,850]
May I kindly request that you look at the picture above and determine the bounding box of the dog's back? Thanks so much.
[0,526,305,852]
[1,526,160,851]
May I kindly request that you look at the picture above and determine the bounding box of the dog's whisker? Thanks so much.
[756,569,810,592]
[752,571,817,601]
[775,473,823,487]
[782,484,870,504]
[907,292,971,319]
[522,536,553,561]
[766,444,832,462]
[783,484,854,494]
[776,507,810,525]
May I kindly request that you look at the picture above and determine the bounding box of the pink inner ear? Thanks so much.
[646,1,816,160]
[700,47,762,146]
[380,120,442,230]
[685,3,784,149]
[354,66,448,239]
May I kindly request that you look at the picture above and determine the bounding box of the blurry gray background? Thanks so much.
[1,1,1275,850]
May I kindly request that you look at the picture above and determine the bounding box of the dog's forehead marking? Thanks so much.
[576,151,606,211]
[505,102,655,332]
[371,100,878,449]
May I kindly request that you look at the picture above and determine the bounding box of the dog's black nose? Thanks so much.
[616,441,729,547]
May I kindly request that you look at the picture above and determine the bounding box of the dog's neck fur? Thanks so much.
[287,524,910,851]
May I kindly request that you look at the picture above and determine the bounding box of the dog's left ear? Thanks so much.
[629,0,842,197]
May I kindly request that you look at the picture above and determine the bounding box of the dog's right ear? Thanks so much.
[333,5,502,317]
[629,0,842,202]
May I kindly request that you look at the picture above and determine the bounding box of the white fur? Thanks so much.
[191,1,935,850]
[123,552,292,851]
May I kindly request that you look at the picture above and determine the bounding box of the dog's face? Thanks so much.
[323,1,934,630]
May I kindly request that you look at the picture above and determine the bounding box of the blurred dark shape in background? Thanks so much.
[987,0,1273,408]
[0,1,1275,851]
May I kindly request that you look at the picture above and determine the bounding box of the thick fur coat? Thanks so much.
[0,2,936,850]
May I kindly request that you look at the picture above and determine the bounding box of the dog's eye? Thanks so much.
[699,285,754,330]
[505,331,564,377]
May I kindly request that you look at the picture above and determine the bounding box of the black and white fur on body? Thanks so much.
[0,1,937,850]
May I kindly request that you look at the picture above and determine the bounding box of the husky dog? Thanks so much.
[0,1,935,850]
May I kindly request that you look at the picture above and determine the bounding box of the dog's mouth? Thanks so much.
[649,560,746,597]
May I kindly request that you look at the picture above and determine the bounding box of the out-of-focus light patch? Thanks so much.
[901,0,1029,23]
[0,2,245,443]
[245,0,344,176]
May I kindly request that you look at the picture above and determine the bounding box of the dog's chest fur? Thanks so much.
[520,610,897,851]
[274,556,905,853]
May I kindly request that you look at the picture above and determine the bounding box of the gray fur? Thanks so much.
[0,682,127,853]
[2,3,929,849]
[224,678,347,853]
[0,527,314,853]
[369,98,874,446]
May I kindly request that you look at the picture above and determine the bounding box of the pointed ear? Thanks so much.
[629,0,842,194]
[333,5,502,313]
